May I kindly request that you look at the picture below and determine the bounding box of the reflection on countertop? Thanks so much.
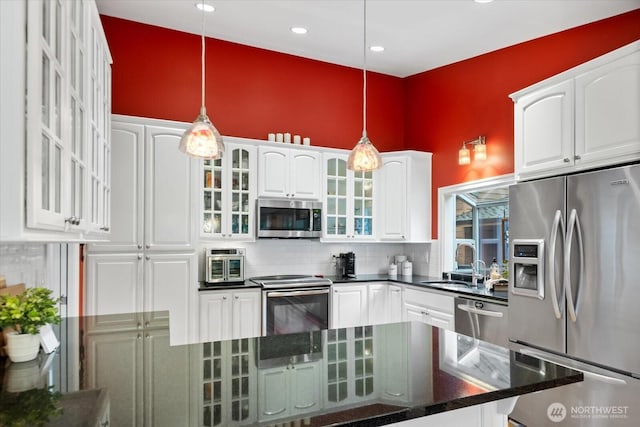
[0,312,581,426]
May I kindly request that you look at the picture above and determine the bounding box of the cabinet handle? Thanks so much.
[138,245,143,250]
[100,226,110,231]
[234,295,239,299]
[294,402,316,409]
[223,296,227,300]
[137,323,142,329]
[145,334,150,339]
[101,420,109,427]
[385,391,405,397]
[563,157,571,163]
[574,155,582,160]
[145,244,150,249]
[264,407,287,416]
[137,254,142,260]
[145,255,150,260]
[145,321,149,327]
[137,334,142,340]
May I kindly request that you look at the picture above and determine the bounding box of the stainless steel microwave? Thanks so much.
[257,199,322,238]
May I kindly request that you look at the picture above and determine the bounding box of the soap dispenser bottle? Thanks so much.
[490,258,501,279]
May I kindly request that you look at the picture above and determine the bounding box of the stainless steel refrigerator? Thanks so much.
[508,163,640,426]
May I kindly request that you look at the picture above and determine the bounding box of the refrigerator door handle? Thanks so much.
[519,348,627,386]
[564,209,584,323]
[549,209,565,320]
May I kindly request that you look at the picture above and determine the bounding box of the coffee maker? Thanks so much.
[337,252,356,278]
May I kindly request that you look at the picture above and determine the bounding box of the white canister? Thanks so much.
[402,261,413,277]
[388,263,398,277]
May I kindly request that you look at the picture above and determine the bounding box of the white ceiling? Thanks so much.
[96,0,640,78]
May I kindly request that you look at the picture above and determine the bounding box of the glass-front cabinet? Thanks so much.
[201,142,256,240]
[323,154,375,241]
[25,0,111,235]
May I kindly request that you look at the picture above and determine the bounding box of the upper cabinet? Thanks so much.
[511,41,640,181]
[378,152,432,242]
[89,116,198,252]
[258,145,321,200]
[201,138,257,240]
[322,153,376,241]
[0,0,112,241]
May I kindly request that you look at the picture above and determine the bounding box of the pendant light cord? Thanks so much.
[200,0,206,115]
[362,0,367,139]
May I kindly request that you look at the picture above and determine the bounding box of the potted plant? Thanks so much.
[0,288,60,363]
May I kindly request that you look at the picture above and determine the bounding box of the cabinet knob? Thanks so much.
[574,155,582,160]
[137,254,142,260]
[234,295,239,299]
[145,255,150,260]
[137,323,142,329]
[100,226,110,231]
[563,157,571,163]
[138,245,143,250]
[223,296,227,300]
[145,244,150,249]
[137,334,142,340]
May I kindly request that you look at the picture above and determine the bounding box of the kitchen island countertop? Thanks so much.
[0,313,581,426]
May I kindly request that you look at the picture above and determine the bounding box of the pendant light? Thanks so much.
[178,1,224,159]
[347,0,382,172]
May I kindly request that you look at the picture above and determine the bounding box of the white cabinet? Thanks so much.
[200,339,257,427]
[368,282,404,325]
[331,284,368,328]
[89,117,198,252]
[378,152,432,242]
[258,361,322,422]
[0,0,111,241]
[84,327,194,427]
[323,153,376,241]
[199,289,261,342]
[85,252,198,345]
[403,287,454,331]
[201,138,257,239]
[258,145,321,200]
[512,41,640,180]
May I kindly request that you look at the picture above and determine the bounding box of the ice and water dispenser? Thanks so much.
[510,239,545,299]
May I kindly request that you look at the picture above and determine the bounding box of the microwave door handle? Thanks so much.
[564,209,584,323]
[549,210,565,320]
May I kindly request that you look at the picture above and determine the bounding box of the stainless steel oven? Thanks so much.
[250,275,332,336]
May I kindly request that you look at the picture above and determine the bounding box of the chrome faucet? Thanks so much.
[456,242,486,287]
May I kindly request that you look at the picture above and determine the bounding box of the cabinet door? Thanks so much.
[368,283,388,325]
[403,302,426,324]
[426,309,454,331]
[200,292,232,342]
[258,367,290,421]
[85,253,143,330]
[258,146,289,198]
[324,155,349,239]
[387,284,404,323]
[85,331,144,427]
[514,79,574,178]
[232,290,261,339]
[144,328,194,427]
[290,362,322,416]
[290,149,320,199]
[378,157,407,241]
[144,252,197,344]
[331,285,368,328]
[89,121,144,251]
[352,170,375,239]
[225,145,256,238]
[145,125,196,251]
[575,49,640,166]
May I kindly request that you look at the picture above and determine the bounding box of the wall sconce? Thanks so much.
[458,136,486,165]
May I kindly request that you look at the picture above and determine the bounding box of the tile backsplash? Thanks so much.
[197,239,441,281]
[0,243,47,287]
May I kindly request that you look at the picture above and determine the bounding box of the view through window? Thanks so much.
[454,188,509,274]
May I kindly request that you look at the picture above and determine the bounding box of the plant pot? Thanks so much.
[3,359,44,392]
[5,332,40,363]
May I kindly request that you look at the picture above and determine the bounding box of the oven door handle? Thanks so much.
[266,288,330,298]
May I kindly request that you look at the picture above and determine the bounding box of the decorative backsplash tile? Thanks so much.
[0,243,47,287]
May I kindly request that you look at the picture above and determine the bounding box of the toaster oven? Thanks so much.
[205,248,245,285]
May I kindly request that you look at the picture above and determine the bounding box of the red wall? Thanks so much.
[101,16,405,152]
[102,10,640,239]
[404,9,640,237]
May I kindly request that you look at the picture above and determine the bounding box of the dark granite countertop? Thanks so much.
[328,274,509,303]
[0,313,580,426]
[198,280,262,291]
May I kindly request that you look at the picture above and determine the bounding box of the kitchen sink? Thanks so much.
[420,280,474,291]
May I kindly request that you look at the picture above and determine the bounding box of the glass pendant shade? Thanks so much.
[458,146,471,165]
[474,143,487,161]
[179,108,224,159]
[347,134,382,172]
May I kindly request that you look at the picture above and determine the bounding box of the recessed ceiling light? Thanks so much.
[291,27,308,35]
[474,0,494,3]
[195,3,215,13]
[370,46,384,52]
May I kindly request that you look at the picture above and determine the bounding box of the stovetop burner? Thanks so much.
[249,275,332,289]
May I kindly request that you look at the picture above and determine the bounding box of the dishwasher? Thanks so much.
[454,297,509,348]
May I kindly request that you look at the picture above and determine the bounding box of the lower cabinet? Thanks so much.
[200,339,257,426]
[85,251,198,345]
[84,327,195,427]
[403,287,454,331]
[258,361,322,422]
[333,282,404,328]
[199,289,261,342]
